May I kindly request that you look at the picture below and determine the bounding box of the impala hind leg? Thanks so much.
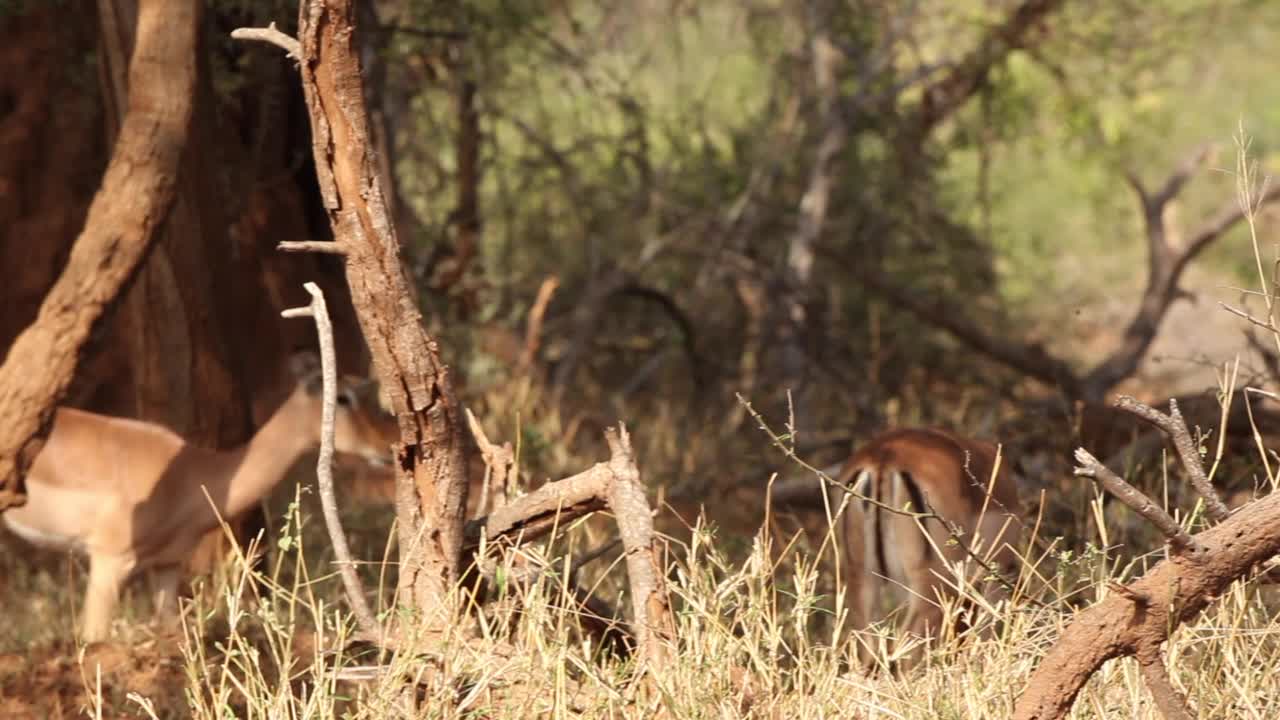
[82,554,134,643]
[150,565,183,628]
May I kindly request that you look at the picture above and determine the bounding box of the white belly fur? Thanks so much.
[1,482,104,554]
[2,513,86,553]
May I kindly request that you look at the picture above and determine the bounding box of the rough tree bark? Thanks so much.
[235,1,472,633]
[0,0,199,511]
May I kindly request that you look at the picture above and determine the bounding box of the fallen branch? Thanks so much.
[465,408,514,518]
[460,422,674,669]
[1012,395,1280,720]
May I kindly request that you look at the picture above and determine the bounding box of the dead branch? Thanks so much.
[839,257,1084,395]
[1136,642,1196,720]
[465,408,514,518]
[464,465,609,554]
[277,240,349,254]
[282,282,385,648]
[1073,448,1203,557]
[1114,396,1231,523]
[1013,393,1280,719]
[1013,490,1280,719]
[518,276,560,375]
[459,422,672,667]
[229,21,301,60]
[603,426,676,666]
[0,0,199,511]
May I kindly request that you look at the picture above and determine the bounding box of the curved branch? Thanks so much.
[282,282,385,647]
[824,248,1083,395]
[1012,492,1280,719]
[1082,148,1280,397]
[1015,394,1280,719]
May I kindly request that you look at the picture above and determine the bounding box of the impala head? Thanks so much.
[287,352,397,467]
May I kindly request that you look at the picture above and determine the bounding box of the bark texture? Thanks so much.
[293,0,470,627]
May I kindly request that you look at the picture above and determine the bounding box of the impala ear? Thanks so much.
[287,351,322,381]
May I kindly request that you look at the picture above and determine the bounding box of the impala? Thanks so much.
[828,427,1021,664]
[0,352,394,642]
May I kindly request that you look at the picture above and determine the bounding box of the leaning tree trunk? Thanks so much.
[0,0,199,511]
[98,0,263,573]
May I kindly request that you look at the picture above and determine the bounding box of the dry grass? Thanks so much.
[2,461,1280,719]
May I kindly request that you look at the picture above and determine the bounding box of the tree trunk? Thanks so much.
[98,0,265,575]
[0,0,200,511]
[290,0,471,633]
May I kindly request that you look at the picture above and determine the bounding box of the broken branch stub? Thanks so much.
[603,425,676,666]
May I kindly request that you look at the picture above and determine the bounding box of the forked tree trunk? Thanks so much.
[0,0,200,511]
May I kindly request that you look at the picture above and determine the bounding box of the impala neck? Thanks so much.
[210,388,318,519]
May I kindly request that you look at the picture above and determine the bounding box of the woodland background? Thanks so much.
[1,0,1280,717]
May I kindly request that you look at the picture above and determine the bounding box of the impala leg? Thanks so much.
[150,565,182,627]
[82,554,133,643]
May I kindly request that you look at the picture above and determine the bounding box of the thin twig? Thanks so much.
[1114,396,1231,522]
[283,282,387,648]
[277,240,349,255]
[230,22,302,61]
[1219,301,1279,333]
[465,408,514,517]
[1074,448,1205,557]
[518,275,559,374]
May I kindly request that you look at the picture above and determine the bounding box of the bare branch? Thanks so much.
[1074,448,1203,556]
[1014,492,1280,719]
[465,408,514,518]
[604,425,676,667]
[230,22,301,61]
[907,0,1065,141]
[1083,148,1280,396]
[283,282,386,648]
[830,256,1083,394]
[518,275,560,374]
[277,240,349,255]
[1114,396,1231,523]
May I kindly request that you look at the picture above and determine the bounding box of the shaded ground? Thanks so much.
[0,638,187,720]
